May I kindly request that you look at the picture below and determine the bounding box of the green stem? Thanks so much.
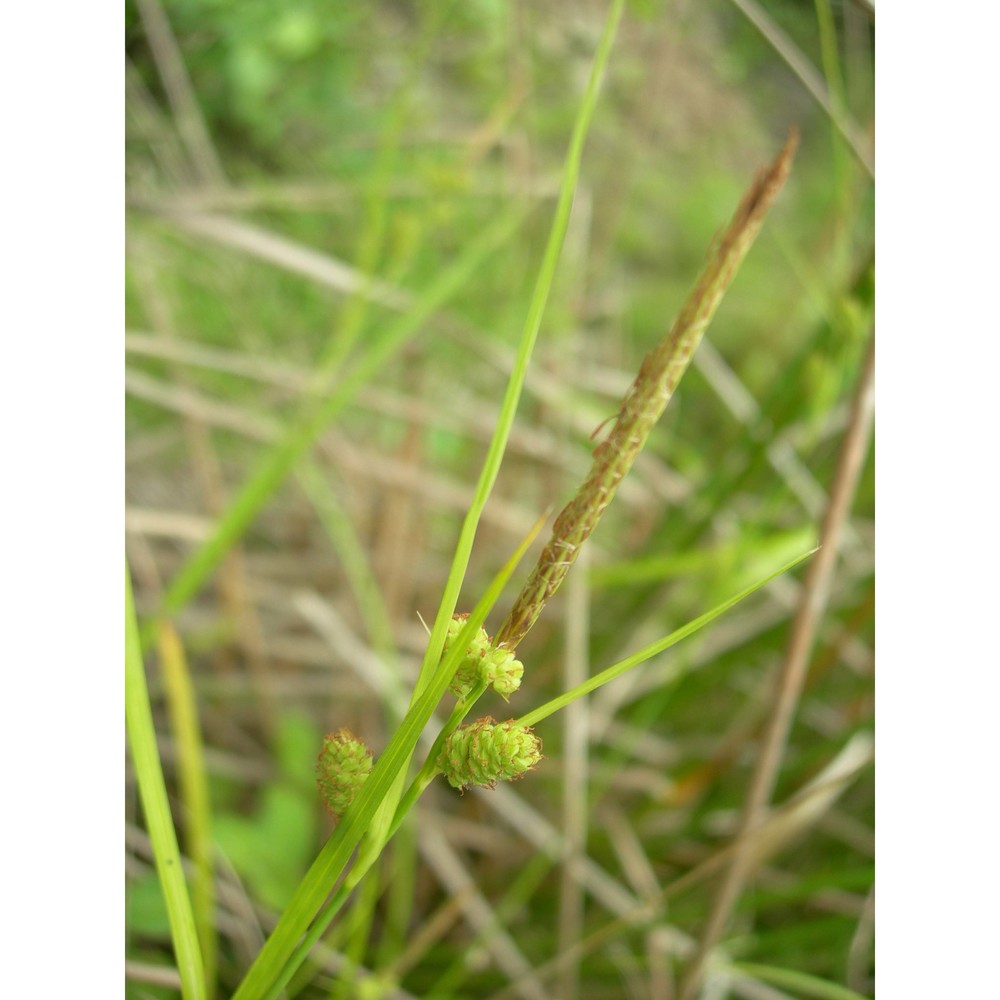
[409,0,628,700]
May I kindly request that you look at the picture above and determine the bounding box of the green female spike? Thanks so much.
[443,613,492,698]
[481,646,524,700]
[316,728,373,817]
[437,717,542,790]
[444,613,524,699]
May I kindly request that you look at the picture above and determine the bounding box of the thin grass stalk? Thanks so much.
[134,0,226,187]
[726,0,872,177]
[496,131,800,652]
[156,621,217,1000]
[384,888,476,988]
[846,885,876,993]
[558,557,590,1000]
[814,0,848,129]
[334,873,382,1000]
[730,962,870,1000]
[679,333,875,1000]
[312,1,447,384]
[373,820,419,972]
[295,461,397,664]
[813,0,854,276]
[125,562,206,1000]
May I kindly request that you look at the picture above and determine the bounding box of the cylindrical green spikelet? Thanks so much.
[437,717,542,790]
[316,728,373,816]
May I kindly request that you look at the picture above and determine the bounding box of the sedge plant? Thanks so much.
[232,119,803,996]
[124,4,824,998]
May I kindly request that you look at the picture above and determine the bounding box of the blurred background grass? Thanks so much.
[125,1,874,997]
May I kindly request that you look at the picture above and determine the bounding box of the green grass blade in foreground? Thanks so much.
[150,206,526,637]
[157,621,218,1000]
[231,522,541,1000]
[388,679,490,839]
[730,963,868,1000]
[273,678,493,998]
[125,563,207,1000]
[410,0,627,700]
[517,548,817,728]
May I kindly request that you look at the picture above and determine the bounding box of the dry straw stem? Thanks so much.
[495,130,799,651]
[679,332,876,1000]
[134,0,226,187]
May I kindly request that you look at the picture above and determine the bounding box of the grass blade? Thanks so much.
[730,962,870,1000]
[517,548,816,728]
[156,621,217,1000]
[727,0,872,177]
[125,562,206,999]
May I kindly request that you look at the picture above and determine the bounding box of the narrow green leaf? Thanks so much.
[517,548,817,728]
[125,563,206,1000]
[731,961,870,1000]
[590,526,814,590]
[157,622,217,1000]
